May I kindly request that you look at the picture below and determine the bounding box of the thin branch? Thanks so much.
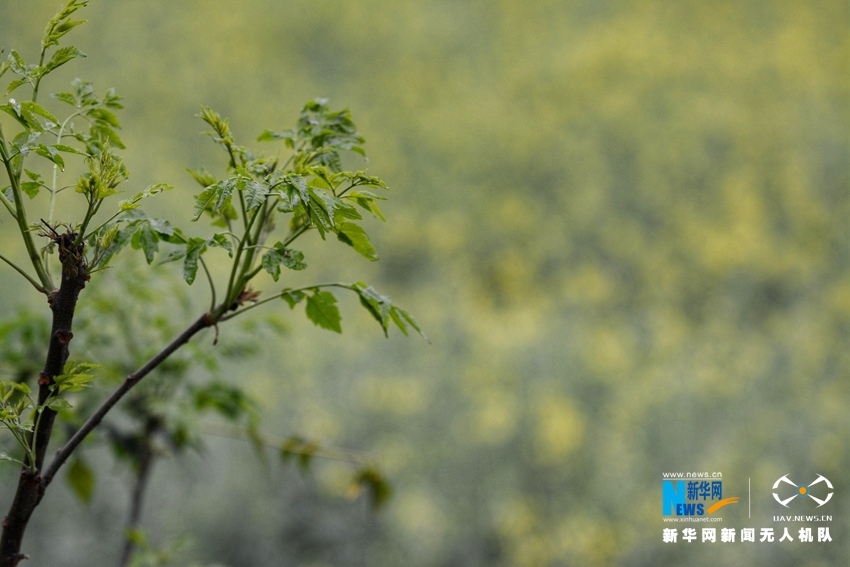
[0,252,47,293]
[0,122,54,291]
[42,313,212,485]
[198,257,216,312]
[219,282,352,322]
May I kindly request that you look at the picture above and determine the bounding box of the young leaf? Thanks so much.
[41,45,86,75]
[345,190,387,221]
[281,289,305,309]
[130,224,159,264]
[118,182,172,211]
[305,290,342,333]
[243,178,268,211]
[45,398,73,411]
[337,222,378,261]
[392,306,429,342]
[353,282,392,333]
[261,243,306,282]
[186,167,217,188]
[182,237,207,284]
[30,143,65,170]
[52,144,89,156]
[21,182,41,199]
[208,233,233,257]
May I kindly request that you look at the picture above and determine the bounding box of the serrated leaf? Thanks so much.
[5,79,29,95]
[345,190,387,221]
[186,167,217,188]
[41,46,85,75]
[89,107,120,128]
[208,233,233,257]
[398,307,428,341]
[193,178,236,221]
[281,289,305,308]
[243,179,268,211]
[261,243,306,281]
[305,290,342,333]
[353,282,393,334]
[21,182,40,199]
[45,398,72,411]
[337,222,378,261]
[158,249,186,265]
[51,91,77,106]
[23,169,42,182]
[67,456,95,504]
[8,50,27,76]
[182,237,206,284]
[118,182,172,210]
[131,224,159,264]
[31,144,65,170]
[51,143,88,156]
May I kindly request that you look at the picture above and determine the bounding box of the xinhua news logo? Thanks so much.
[662,478,739,517]
[773,474,834,508]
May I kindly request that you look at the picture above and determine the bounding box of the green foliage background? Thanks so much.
[0,1,848,565]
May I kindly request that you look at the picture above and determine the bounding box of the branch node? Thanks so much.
[55,330,73,345]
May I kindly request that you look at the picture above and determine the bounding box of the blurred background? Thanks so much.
[0,1,848,565]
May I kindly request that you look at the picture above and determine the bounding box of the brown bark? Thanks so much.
[0,232,87,566]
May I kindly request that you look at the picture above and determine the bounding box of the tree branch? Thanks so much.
[0,231,87,566]
[42,313,211,486]
[119,419,158,567]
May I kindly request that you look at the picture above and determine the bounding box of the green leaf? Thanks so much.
[45,398,72,411]
[118,182,172,210]
[51,91,77,106]
[182,237,207,284]
[41,46,86,75]
[392,306,429,342]
[186,167,216,188]
[52,143,89,156]
[131,224,159,264]
[54,361,100,393]
[305,290,342,333]
[7,50,28,77]
[88,107,120,128]
[192,178,237,221]
[337,222,378,261]
[159,249,186,265]
[67,456,95,504]
[261,243,307,281]
[281,289,305,308]
[46,20,87,47]
[243,178,268,211]
[21,182,40,199]
[30,144,65,170]
[208,233,233,257]
[345,190,387,221]
[353,282,392,333]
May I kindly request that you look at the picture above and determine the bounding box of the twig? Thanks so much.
[42,313,212,484]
